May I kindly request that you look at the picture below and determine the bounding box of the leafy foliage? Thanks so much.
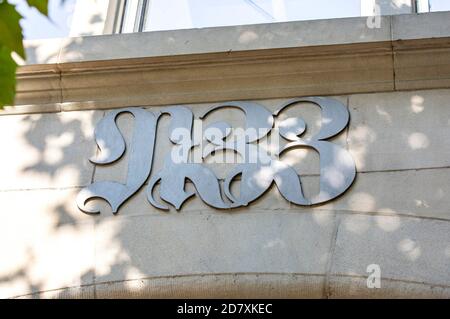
[0,0,48,108]
[0,46,17,106]
[26,0,48,16]
[0,1,25,58]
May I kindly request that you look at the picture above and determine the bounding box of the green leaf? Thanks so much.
[0,1,25,58]
[26,0,49,16]
[0,46,18,109]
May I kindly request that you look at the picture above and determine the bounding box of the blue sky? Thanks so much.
[12,0,450,40]
[11,0,75,40]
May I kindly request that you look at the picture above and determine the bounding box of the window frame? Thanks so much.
[108,0,434,35]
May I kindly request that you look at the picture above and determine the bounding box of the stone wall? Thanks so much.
[1,88,449,298]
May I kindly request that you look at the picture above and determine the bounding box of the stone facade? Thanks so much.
[0,12,449,298]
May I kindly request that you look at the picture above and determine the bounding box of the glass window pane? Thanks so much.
[122,0,141,33]
[429,0,450,12]
[143,0,361,32]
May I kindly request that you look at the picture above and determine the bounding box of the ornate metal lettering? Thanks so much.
[275,97,356,205]
[146,106,228,210]
[76,108,157,214]
[77,97,356,213]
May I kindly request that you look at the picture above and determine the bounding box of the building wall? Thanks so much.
[1,12,450,298]
[0,88,449,298]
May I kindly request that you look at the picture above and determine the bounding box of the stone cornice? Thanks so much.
[4,11,450,115]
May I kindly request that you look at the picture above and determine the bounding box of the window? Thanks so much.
[418,0,450,12]
[430,0,450,12]
[13,0,450,41]
[115,0,450,35]
[119,0,363,33]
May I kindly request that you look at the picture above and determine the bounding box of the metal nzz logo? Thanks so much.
[77,97,356,213]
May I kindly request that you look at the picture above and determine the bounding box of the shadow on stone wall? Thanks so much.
[2,39,450,298]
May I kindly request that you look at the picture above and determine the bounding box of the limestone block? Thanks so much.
[331,214,450,287]
[0,111,102,191]
[348,90,450,172]
[0,188,95,226]
[15,286,95,299]
[59,48,392,109]
[392,11,450,41]
[391,13,450,92]
[316,169,450,220]
[59,17,390,63]
[0,103,61,116]
[328,275,450,298]
[95,274,325,299]
[23,38,62,65]
[0,209,95,298]
[93,211,336,284]
[393,40,450,91]
[15,73,61,106]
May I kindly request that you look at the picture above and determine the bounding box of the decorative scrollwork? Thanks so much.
[76,108,157,214]
[146,106,228,210]
[77,97,356,214]
[274,97,356,205]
